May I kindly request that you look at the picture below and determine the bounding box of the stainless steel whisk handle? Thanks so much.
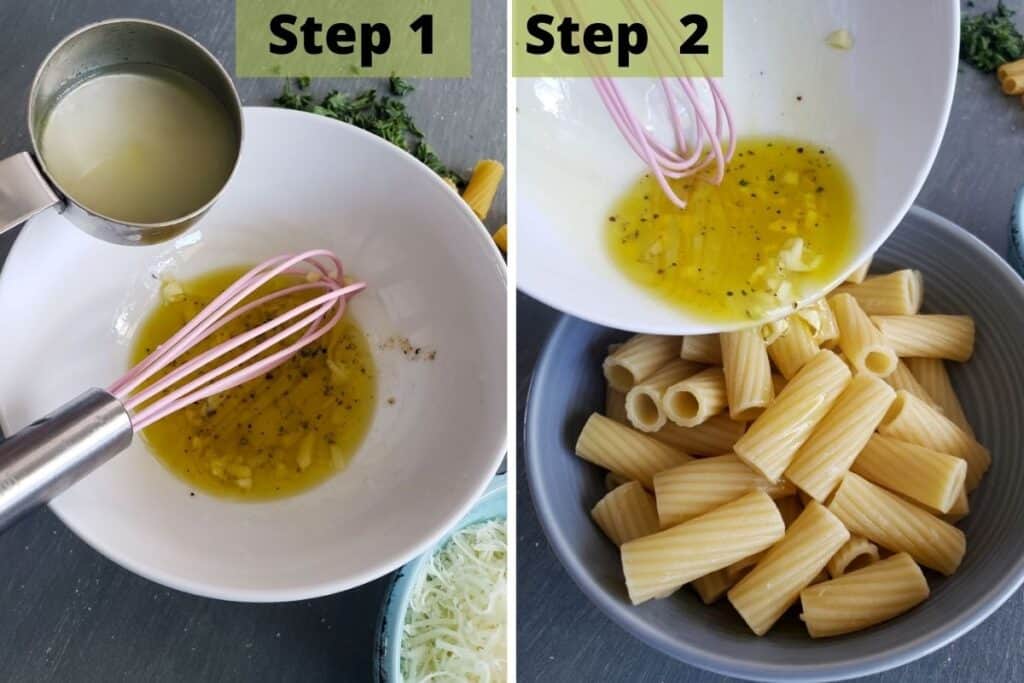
[0,389,133,532]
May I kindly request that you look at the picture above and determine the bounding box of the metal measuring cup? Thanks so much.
[0,18,243,245]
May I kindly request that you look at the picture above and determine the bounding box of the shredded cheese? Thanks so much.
[400,519,507,682]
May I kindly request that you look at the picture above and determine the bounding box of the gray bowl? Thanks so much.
[524,206,1024,681]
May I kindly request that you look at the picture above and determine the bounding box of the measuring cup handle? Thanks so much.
[0,152,62,235]
[0,389,132,533]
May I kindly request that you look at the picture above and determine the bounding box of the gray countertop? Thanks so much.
[517,1,1024,681]
[0,1,504,681]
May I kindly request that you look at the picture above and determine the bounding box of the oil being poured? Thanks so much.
[131,268,376,500]
[606,138,857,323]
[39,64,238,224]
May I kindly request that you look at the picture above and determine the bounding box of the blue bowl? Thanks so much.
[374,474,506,682]
[525,206,1024,681]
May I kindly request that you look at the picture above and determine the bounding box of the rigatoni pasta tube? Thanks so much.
[943,488,970,524]
[851,434,967,513]
[621,490,785,605]
[680,334,722,364]
[727,502,850,636]
[725,495,804,582]
[834,270,924,315]
[798,298,840,347]
[872,315,975,362]
[605,386,628,424]
[768,316,820,380]
[461,159,504,219]
[663,367,727,428]
[906,357,974,436]
[826,536,880,578]
[605,471,630,491]
[829,293,898,377]
[733,350,851,482]
[879,390,990,491]
[721,328,774,421]
[692,570,734,605]
[800,553,929,638]
[653,454,795,528]
[603,335,679,392]
[845,255,872,283]
[785,374,896,502]
[651,414,745,456]
[575,414,690,489]
[591,482,660,545]
[828,472,965,575]
[885,360,940,411]
[624,360,703,432]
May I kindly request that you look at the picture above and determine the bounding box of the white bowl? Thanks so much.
[0,107,507,602]
[517,0,958,334]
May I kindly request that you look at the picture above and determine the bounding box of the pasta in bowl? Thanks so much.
[525,207,1024,680]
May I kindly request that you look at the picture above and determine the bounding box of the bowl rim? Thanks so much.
[524,206,1024,682]
[0,105,507,603]
[516,0,960,336]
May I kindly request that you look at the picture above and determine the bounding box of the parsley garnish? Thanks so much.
[961,2,1024,72]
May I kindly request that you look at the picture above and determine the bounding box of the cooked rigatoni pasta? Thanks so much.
[727,502,850,636]
[943,488,970,524]
[605,386,628,424]
[879,390,990,491]
[603,334,680,392]
[800,553,929,638]
[680,334,722,364]
[828,472,965,575]
[720,328,774,421]
[575,414,690,489]
[733,350,851,482]
[725,495,804,582]
[621,490,785,604]
[663,367,727,428]
[785,374,896,502]
[826,535,880,578]
[885,360,941,411]
[653,454,794,528]
[625,360,703,432]
[845,255,873,284]
[851,434,967,514]
[650,414,745,456]
[605,471,630,491]
[461,159,504,219]
[760,318,790,346]
[692,569,734,605]
[591,482,660,545]
[768,316,820,380]
[834,269,923,315]
[796,298,839,347]
[906,357,974,436]
[872,315,975,362]
[829,293,898,377]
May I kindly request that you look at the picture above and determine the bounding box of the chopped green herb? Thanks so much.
[296,75,311,89]
[961,2,1024,72]
[389,75,414,96]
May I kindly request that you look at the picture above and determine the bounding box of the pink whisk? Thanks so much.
[0,250,364,530]
[589,0,735,208]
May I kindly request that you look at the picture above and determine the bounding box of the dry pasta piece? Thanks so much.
[800,553,929,638]
[605,386,628,424]
[653,454,795,528]
[603,335,679,392]
[905,357,974,436]
[845,255,873,283]
[851,434,966,514]
[650,414,745,456]
[879,390,990,491]
[680,334,722,364]
[768,316,820,380]
[727,502,850,636]
[872,315,975,362]
[692,570,735,604]
[826,535,880,578]
[885,360,941,411]
[621,490,785,605]
[829,293,898,377]
[625,359,703,432]
[785,374,896,502]
[575,413,690,489]
[492,224,507,253]
[725,495,803,582]
[663,367,727,428]
[834,270,923,315]
[828,472,965,575]
[796,298,839,347]
[720,328,774,421]
[605,471,630,491]
[733,350,851,482]
[591,481,660,545]
[461,159,504,219]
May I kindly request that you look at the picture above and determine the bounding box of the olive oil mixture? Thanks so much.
[131,268,376,500]
[607,138,857,323]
